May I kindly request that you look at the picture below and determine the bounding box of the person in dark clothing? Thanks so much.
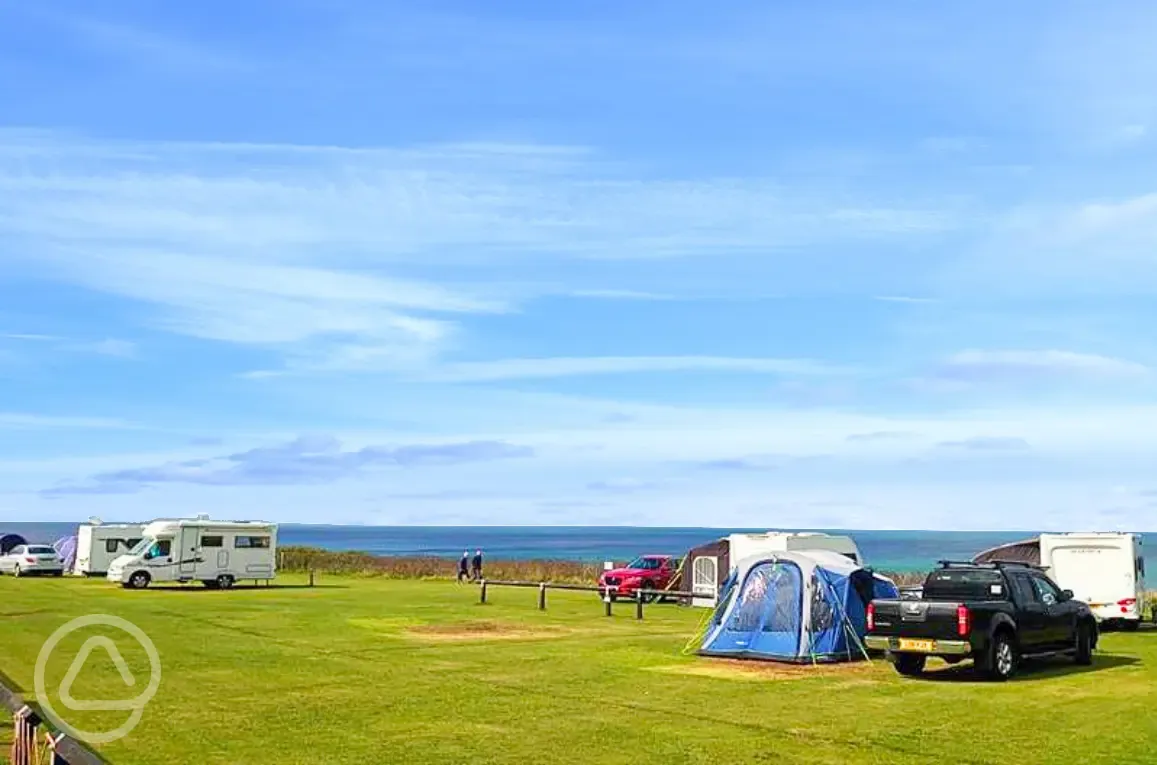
[471,549,483,581]
[457,551,469,583]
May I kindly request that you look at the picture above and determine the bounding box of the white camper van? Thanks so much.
[729,531,862,567]
[1039,532,1146,629]
[107,518,278,590]
[74,520,147,576]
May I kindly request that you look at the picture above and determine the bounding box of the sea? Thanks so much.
[2,522,1152,573]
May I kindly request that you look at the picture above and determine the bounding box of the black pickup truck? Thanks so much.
[865,561,1099,681]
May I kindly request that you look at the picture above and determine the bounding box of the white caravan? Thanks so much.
[729,531,862,567]
[107,518,278,589]
[1039,532,1146,629]
[74,520,147,576]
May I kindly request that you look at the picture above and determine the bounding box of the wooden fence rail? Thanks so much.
[477,579,703,620]
[1,682,108,765]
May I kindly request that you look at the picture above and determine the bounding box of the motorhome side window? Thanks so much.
[235,536,271,549]
[127,538,142,548]
[105,539,122,554]
[202,536,224,548]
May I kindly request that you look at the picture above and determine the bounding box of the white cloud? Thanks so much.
[424,356,843,383]
[938,349,1149,380]
[0,413,137,430]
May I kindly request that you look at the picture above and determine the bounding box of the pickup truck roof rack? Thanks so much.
[937,559,1047,571]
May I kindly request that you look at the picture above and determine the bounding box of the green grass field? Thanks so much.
[1,574,1154,764]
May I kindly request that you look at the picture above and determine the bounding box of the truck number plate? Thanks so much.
[898,639,934,652]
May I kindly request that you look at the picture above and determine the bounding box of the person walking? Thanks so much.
[471,549,483,581]
[457,551,469,583]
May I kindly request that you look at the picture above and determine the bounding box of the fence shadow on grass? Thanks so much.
[912,652,1140,683]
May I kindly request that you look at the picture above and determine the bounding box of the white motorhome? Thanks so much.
[74,520,147,576]
[1039,532,1146,629]
[107,517,278,590]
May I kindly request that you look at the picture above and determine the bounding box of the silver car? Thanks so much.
[0,544,65,577]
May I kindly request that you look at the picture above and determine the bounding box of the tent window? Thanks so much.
[809,579,835,634]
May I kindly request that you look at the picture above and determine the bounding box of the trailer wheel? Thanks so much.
[201,579,220,589]
[216,574,235,590]
[127,571,151,590]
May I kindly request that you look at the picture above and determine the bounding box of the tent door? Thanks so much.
[692,556,719,607]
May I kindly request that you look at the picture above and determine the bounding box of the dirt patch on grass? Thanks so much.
[648,658,879,682]
[405,620,571,643]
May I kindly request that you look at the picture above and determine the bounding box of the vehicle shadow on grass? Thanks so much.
[147,583,350,592]
[913,652,1140,683]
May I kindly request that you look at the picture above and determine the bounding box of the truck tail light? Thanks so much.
[866,602,875,631]
[956,605,970,637]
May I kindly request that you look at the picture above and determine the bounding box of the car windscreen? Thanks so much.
[626,557,663,570]
[922,569,1006,601]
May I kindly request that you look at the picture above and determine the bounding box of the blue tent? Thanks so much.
[699,549,899,663]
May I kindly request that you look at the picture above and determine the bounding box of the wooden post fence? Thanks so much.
[475,580,699,620]
[1,683,108,765]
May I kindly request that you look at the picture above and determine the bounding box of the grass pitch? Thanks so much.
[1,574,1153,764]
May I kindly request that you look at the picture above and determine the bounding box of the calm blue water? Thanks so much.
[4,522,1151,572]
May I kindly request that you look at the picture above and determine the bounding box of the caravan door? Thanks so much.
[178,525,201,578]
[692,556,719,607]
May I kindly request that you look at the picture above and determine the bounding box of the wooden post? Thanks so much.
[480,579,488,604]
[636,593,644,620]
[308,568,315,587]
[538,582,547,611]
[605,595,613,617]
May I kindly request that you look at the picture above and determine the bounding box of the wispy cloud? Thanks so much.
[846,430,917,443]
[0,131,953,375]
[936,436,1032,451]
[0,412,136,430]
[42,434,535,495]
[586,478,659,494]
[934,350,1149,383]
[425,356,844,383]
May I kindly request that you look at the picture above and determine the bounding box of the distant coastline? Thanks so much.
[3,522,1151,573]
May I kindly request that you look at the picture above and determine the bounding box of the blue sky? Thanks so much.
[3,0,1157,530]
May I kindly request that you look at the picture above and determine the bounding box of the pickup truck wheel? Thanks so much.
[1074,623,1094,666]
[893,654,926,677]
[983,633,1017,681]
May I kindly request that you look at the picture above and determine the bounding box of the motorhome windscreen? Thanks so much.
[128,538,153,556]
[923,569,1005,601]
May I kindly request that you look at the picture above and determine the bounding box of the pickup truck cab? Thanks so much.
[865,561,1098,681]
[598,555,677,602]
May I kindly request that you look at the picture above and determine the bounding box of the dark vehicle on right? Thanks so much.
[865,561,1099,681]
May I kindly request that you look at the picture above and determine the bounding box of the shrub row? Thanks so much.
[277,546,929,587]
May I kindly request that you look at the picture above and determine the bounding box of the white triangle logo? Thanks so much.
[58,636,138,712]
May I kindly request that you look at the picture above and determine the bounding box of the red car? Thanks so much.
[598,555,677,602]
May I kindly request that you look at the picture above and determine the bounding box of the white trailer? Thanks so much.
[107,518,278,590]
[74,521,147,576]
[1039,532,1146,629]
[728,531,863,567]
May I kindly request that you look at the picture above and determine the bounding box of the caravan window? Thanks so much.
[105,539,123,554]
[202,536,224,548]
[1137,557,1146,578]
[235,536,270,549]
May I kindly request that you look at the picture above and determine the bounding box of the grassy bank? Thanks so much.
[2,574,1154,764]
[277,545,929,586]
